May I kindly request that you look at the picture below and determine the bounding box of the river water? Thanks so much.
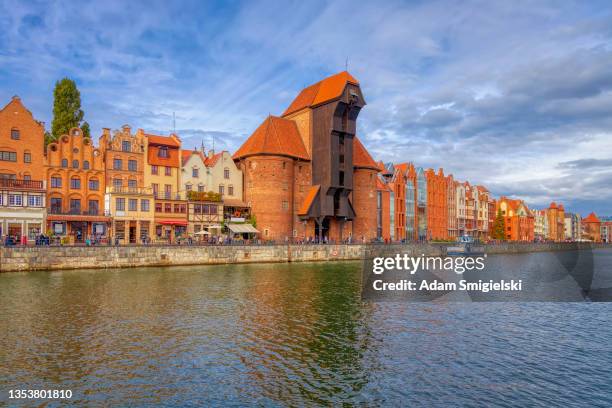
[1,250,612,406]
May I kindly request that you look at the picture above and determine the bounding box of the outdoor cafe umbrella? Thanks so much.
[194,230,210,235]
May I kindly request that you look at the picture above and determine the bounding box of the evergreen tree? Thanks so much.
[81,121,90,138]
[492,208,506,240]
[50,78,87,143]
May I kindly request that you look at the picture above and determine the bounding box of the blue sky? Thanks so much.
[1,0,611,215]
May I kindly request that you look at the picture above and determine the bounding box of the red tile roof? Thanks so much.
[148,145,180,167]
[181,149,208,166]
[376,177,391,191]
[205,151,224,167]
[282,71,359,116]
[353,137,379,170]
[298,185,320,216]
[233,116,309,160]
[146,133,180,147]
[583,212,600,223]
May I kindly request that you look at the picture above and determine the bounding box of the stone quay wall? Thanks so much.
[0,242,609,272]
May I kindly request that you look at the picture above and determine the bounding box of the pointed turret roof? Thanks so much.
[233,116,309,160]
[583,212,600,223]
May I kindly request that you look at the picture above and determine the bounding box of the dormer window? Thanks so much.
[158,146,169,158]
[73,129,80,136]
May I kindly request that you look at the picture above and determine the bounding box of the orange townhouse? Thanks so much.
[497,196,534,242]
[45,127,109,243]
[0,96,47,242]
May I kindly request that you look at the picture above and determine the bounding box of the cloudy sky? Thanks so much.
[1,0,611,215]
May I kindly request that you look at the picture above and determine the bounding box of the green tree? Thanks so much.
[492,208,506,240]
[50,78,87,143]
[81,121,90,138]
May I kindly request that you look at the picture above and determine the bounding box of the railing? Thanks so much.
[0,179,44,189]
[48,208,108,216]
[153,192,183,200]
[109,186,152,195]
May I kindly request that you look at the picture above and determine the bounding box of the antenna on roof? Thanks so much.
[212,134,215,153]
[345,57,349,71]
[172,112,176,134]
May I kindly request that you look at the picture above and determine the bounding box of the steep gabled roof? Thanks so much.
[233,116,309,160]
[205,151,224,167]
[583,212,601,223]
[146,133,181,147]
[353,136,379,170]
[181,149,207,166]
[282,71,359,116]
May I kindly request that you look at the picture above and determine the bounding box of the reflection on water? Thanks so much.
[1,252,612,406]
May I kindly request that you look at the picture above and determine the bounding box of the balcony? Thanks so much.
[109,186,152,195]
[49,208,107,216]
[0,178,44,190]
[154,192,183,200]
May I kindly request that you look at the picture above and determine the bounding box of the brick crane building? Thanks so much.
[233,71,379,242]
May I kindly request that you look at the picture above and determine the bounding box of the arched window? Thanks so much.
[83,160,90,170]
[61,159,68,168]
[72,160,79,169]
[70,177,81,189]
[88,178,99,191]
[11,128,20,140]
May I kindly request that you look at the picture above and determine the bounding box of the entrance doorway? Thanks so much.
[129,223,137,244]
[314,218,330,241]
[70,222,87,242]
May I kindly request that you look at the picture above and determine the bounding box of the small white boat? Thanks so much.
[446,235,484,256]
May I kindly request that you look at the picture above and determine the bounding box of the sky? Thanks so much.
[1,0,611,216]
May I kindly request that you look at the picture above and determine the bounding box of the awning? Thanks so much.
[227,223,259,234]
[157,219,188,226]
[223,199,249,207]
[47,214,111,222]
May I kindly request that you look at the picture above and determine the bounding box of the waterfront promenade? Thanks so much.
[1,241,608,272]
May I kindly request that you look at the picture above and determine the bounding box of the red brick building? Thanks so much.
[582,212,601,242]
[497,197,534,242]
[425,168,448,240]
[233,71,378,242]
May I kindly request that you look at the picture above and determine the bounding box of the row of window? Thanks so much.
[155,202,187,214]
[58,159,91,169]
[184,184,234,195]
[151,165,173,176]
[113,158,138,171]
[193,204,219,214]
[116,198,150,212]
[0,193,43,207]
[50,176,99,190]
[49,198,99,214]
[189,168,231,179]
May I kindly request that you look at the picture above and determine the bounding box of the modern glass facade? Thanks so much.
[389,191,395,241]
[405,181,415,241]
[416,167,427,240]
